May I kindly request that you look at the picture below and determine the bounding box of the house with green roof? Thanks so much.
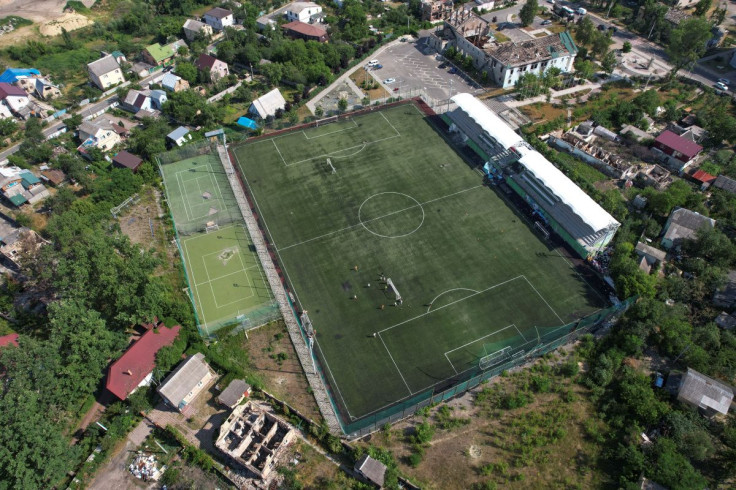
[142,43,175,67]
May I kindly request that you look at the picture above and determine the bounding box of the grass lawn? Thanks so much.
[160,152,274,335]
[232,103,605,423]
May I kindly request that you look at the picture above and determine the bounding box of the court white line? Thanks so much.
[378,332,413,396]
[427,288,480,313]
[514,324,528,342]
[181,239,208,327]
[379,111,401,137]
[194,267,248,287]
[277,185,483,252]
[302,118,358,140]
[522,275,564,324]
[272,139,287,166]
[444,324,518,355]
[286,134,401,166]
[444,353,459,375]
[379,276,524,335]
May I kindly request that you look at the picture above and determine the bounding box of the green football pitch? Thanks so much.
[160,152,274,334]
[232,103,607,421]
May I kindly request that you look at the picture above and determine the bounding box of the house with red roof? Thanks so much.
[652,130,703,173]
[112,150,143,172]
[0,333,18,348]
[194,53,229,81]
[106,320,180,400]
[0,82,29,116]
[282,21,328,42]
[690,168,717,190]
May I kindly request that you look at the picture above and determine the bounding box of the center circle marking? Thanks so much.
[358,192,425,238]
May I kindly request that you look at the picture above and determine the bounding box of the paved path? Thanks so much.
[306,39,402,114]
[504,81,600,108]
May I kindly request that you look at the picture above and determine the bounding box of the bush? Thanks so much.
[413,420,435,445]
[408,451,423,467]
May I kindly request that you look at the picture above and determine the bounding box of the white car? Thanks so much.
[718,78,730,86]
[383,78,396,84]
[576,7,587,14]
[715,82,729,91]
[367,59,379,66]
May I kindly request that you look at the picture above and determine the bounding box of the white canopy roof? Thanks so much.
[451,93,523,149]
[451,92,618,233]
[514,145,618,232]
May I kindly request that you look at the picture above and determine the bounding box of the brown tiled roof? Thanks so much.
[195,53,219,70]
[282,20,327,38]
[40,169,66,185]
[112,150,143,171]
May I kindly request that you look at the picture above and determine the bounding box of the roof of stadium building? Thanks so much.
[451,93,522,149]
[452,93,619,234]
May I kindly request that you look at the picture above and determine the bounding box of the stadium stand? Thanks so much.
[446,93,620,258]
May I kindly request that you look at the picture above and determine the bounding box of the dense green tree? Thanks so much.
[633,89,661,117]
[601,50,617,74]
[648,438,707,490]
[519,0,538,26]
[667,17,713,76]
[694,0,712,16]
[174,62,197,83]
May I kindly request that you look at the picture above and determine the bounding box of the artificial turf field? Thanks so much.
[160,153,273,334]
[232,103,606,421]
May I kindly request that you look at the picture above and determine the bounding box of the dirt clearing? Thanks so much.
[39,12,91,36]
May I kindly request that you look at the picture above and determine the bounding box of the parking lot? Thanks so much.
[367,38,484,102]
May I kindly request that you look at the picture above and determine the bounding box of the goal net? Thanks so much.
[479,346,512,371]
[205,221,219,233]
[386,277,402,304]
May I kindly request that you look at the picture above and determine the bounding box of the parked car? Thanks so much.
[383,78,396,84]
[597,24,606,30]
[576,7,587,14]
[715,82,729,91]
[449,67,458,74]
[373,64,383,69]
[367,59,379,66]
[718,78,730,86]
[609,26,617,33]
[547,0,555,3]
[438,63,447,69]
[541,19,552,25]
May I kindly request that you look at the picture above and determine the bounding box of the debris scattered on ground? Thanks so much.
[129,452,163,481]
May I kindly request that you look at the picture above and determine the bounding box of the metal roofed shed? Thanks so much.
[157,352,216,414]
[167,126,190,147]
[249,88,287,119]
[354,454,387,487]
[217,379,251,408]
[661,207,715,250]
[236,116,259,129]
[676,367,734,416]
[713,174,736,195]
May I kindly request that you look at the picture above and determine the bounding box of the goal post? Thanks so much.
[479,346,512,371]
[326,158,336,174]
[386,277,402,304]
[205,221,219,233]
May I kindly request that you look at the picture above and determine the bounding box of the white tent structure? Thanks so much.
[249,88,287,119]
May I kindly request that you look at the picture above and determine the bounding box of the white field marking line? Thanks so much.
[378,275,524,335]
[444,352,459,375]
[272,139,287,166]
[236,156,304,308]
[444,324,518,356]
[301,117,358,140]
[277,184,483,252]
[379,111,401,137]
[193,267,248,287]
[427,288,480,313]
[285,134,402,166]
[181,238,208,327]
[213,245,256,308]
[166,167,191,222]
[515,324,528,342]
[314,340,356,419]
[175,170,195,221]
[522,275,564,325]
[378,332,413,396]
[552,248,607,303]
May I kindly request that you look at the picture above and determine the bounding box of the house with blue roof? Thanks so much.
[162,73,189,92]
[0,68,41,85]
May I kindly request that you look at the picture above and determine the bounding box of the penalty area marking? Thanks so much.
[443,323,517,374]
[358,192,424,239]
[378,332,414,396]
[427,288,480,313]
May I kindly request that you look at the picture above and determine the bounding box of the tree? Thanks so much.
[711,7,727,26]
[576,17,596,46]
[601,50,617,74]
[174,61,197,83]
[519,0,538,27]
[667,17,712,76]
[694,0,712,16]
[315,105,324,118]
[575,59,596,80]
[622,41,632,53]
[648,438,708,490]
[337,97,348,112]
[260,62,284,87]
[633,89,661,117]
[0,117,17,137]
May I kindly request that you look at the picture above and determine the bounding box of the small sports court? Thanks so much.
[159,146,276,335]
